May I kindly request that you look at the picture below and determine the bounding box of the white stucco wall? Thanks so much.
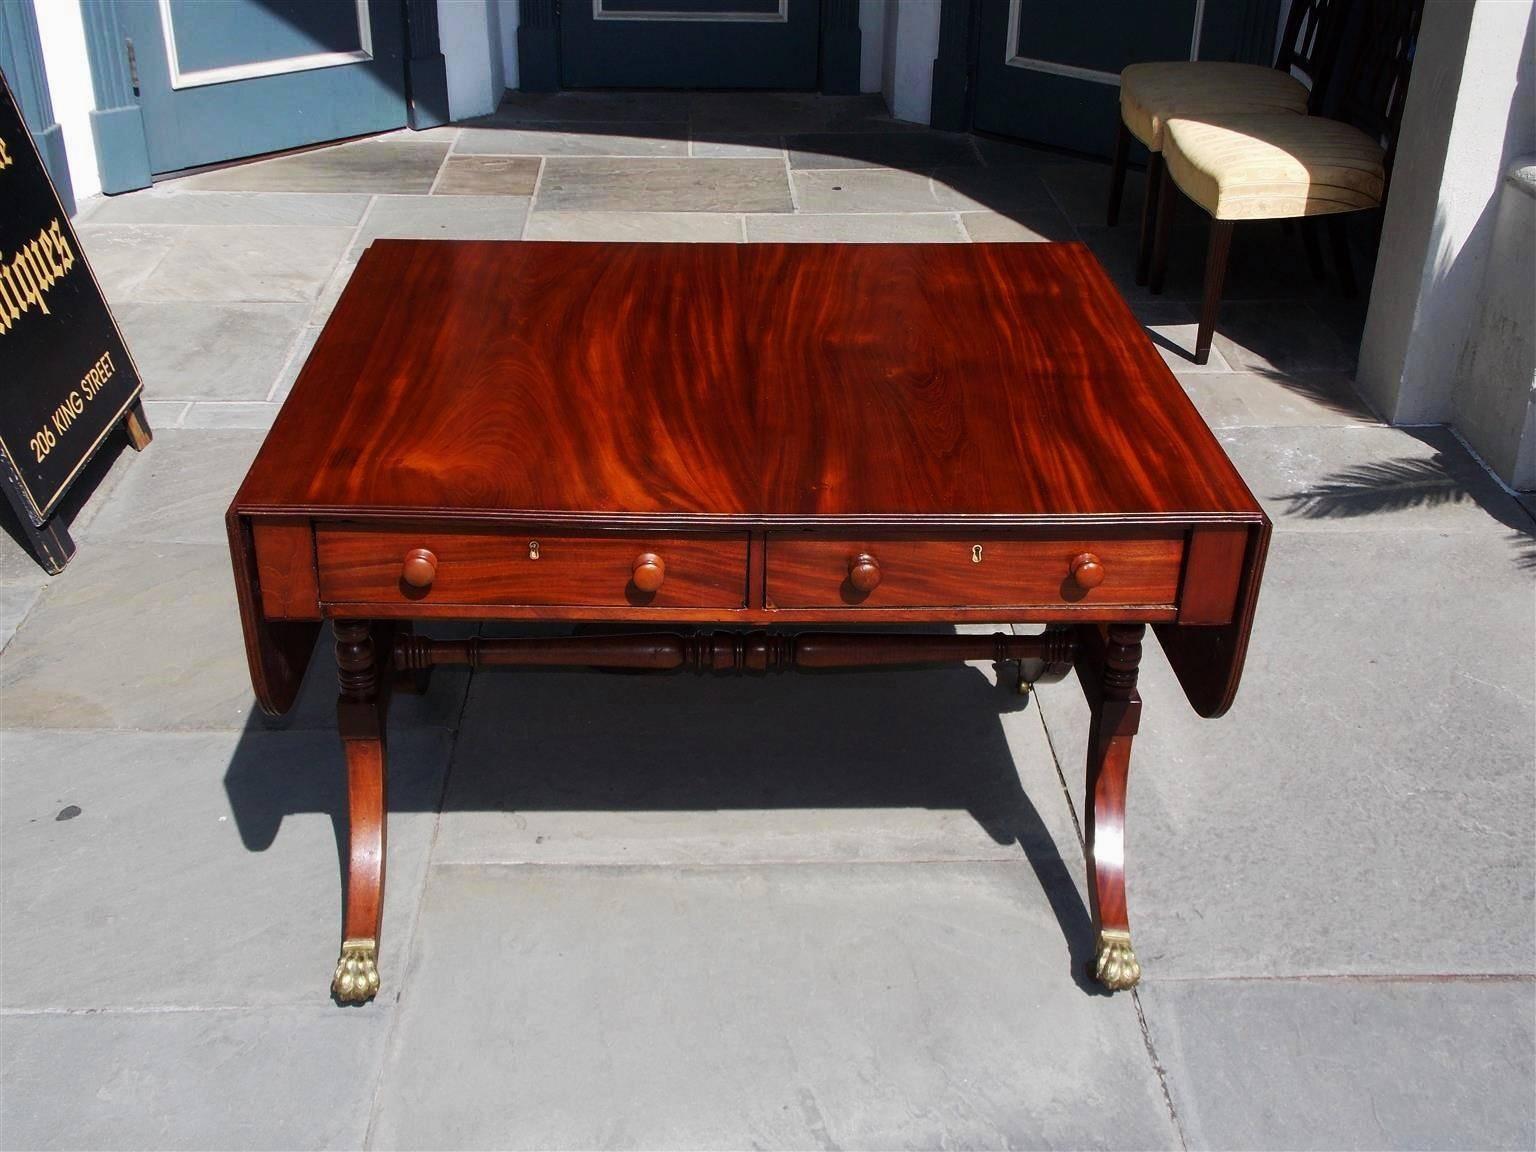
[859,0,885,94]
[439,0,505,121]
[881,0,939,123]
[1357,0,1536,425]
[32,0,100,208]
[498,0,520,92]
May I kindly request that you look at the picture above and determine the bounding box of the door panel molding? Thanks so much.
[158,0,374,91]
[80,0,152,193]
[1002,0,1204,88]
[593,0,787,21]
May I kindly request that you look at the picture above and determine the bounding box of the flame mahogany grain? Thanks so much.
[230,240,1267,718]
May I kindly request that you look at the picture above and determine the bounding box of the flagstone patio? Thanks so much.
[1,94,1532,1150]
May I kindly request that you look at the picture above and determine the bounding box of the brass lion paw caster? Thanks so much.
[332,938,380,1003]
[1093,929,1141,991]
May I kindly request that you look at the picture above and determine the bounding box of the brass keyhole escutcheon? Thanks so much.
[528,540,541,560]
[972,544,984,564]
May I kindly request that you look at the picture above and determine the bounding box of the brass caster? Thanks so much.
[1015,661,1033,697]
[333,938,380,1003]
[1093,929,1141,991]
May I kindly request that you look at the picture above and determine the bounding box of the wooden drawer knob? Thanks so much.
[1069,552,1105,590]
[632,552,666,593]
[848,552,882,593]
[401,547,438,589]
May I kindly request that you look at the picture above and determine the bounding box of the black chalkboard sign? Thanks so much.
[0,69,148,571]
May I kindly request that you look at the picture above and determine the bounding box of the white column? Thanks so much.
[439,0,506,121]
[1356,0,1536,427]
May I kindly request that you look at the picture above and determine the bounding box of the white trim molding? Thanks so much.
[592,0,787,23]
[157,0,373,90]
[1003,0,1205,86]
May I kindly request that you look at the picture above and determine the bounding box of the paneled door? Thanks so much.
[972,0,1205,157]
[117,0,407,175]
[561,0,821,88]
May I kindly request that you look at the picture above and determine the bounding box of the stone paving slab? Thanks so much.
[0,1006,389,1150]
[535,158,793,213]
[78,429,263,545]
[180,140,449,194]
[690,133,785,158]
[74,225,178,302]
[745,212,966,243]
[524,211,745,242]
[1077,220,1340,305]
[958,208,1076,242]
[456,124,688,156]
[687,92,900,134]
[1037,160,1145,227]
[180,402,281,430]
[112,302,309,402]
[0,539,477,733]
[785,129,981,169]
[134,226,352,304]
[83,190,371,228]
[431,155,540,195]
[1176,371,1380,429]
[1214,301,1359,375]
[1038,527,1536,980]
[492,90,693,124]
[0,583,44,652]
[1216,423,1530,533]
[435,658,1087,890]
[0,542,252,730]
[0,728,449,1010]
[269,325,322,403]
[1139,978,1536,1150]
[369,861,1177,1150]
[1133,301,1235,373]
[351,195,528,250]
[792,166,1059,216]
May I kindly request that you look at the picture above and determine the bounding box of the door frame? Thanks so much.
[931,0,1284,139]
[0,0,73,211]
[80,0,448,194]
[517,0,861,93]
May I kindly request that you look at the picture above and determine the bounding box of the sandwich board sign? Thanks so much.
[0,67,151,573]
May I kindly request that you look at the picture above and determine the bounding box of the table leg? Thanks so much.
[1083,622,1145,991]
[332,620,389,1004]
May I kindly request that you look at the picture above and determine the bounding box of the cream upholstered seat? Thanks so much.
[1143,0,1419,369]
[1160,112,1386,220]
[1119,62,1310,152]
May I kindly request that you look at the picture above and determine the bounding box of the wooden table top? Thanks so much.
[234,240,1262,528]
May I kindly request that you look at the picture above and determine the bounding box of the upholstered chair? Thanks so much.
[1108,0,1342,285]
[1147,0,1422,364]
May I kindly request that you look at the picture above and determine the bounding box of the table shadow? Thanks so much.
[223,631,1103,994]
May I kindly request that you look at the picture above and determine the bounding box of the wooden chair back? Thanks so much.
[1276,0,1349,105]
[1320,0,1423,185]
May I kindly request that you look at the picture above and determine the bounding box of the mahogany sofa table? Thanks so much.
[227,239,1269,1004]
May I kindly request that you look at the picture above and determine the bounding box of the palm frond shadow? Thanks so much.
[1511,530,1536,570]
[1279,453,1473,519]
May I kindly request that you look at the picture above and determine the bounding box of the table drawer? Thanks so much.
[316,526,748,608]
[765,534,1184,609]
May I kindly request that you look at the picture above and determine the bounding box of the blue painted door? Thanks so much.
[117,0,407,175]
[562,0,821,88]
[973,0,1204,157]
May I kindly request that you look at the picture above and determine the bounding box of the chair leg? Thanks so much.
[1135,152,1163,285]
[1196,219,1235,366]
[1326,215,1358,297]
[1108,120,1131,227]
[1300,217,1327,280]
[1148,161,1178,295]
